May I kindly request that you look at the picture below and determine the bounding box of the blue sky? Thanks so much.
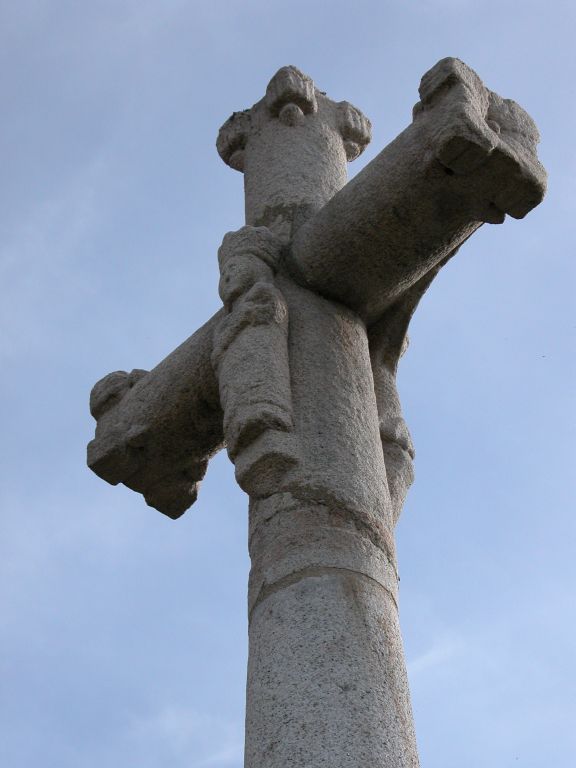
[1,1,575,766]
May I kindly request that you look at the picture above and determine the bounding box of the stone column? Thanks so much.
[241,270,418,767]
[246,493,418,768]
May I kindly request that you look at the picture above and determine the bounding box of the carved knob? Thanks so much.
[265,66,317,126]
[216,110,251,172]
[90,369,148,420]
[337,101,372,161]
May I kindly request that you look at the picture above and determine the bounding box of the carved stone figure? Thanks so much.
[212,226,299,496]
[87,59,546,767]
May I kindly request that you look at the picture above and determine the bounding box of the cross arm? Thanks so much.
[287,57,547,325]
[87,311,225,518]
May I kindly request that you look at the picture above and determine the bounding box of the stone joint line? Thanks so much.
[249,491,395,560]
[249,564,399,623]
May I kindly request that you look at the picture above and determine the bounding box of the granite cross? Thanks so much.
[87,59,546,768]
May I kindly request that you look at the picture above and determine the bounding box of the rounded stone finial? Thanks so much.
[265,66,318,120]
[217,66,372,230]
[337,101,372,161]
[217,67,371,179]
[217,110,251,172]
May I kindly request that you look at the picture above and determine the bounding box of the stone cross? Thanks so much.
[87,59,546,768]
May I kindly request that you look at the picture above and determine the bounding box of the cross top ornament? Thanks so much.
[88,59,546,767]
[217,66,372,238]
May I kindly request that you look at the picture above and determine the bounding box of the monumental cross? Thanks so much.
[87,59,546,767]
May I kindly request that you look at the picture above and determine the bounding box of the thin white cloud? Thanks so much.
[407,632,466,678]
[196,743,244,767]
[127,705,243,767]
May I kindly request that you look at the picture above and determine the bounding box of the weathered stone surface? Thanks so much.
[288,58,546,324]
[271,275,392,520]
[89,59,545,522]
[246,495,415,768]
[212,226,300,497]
[87,59,546,767]
[218,65,370,240]
[87,314,224,518]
